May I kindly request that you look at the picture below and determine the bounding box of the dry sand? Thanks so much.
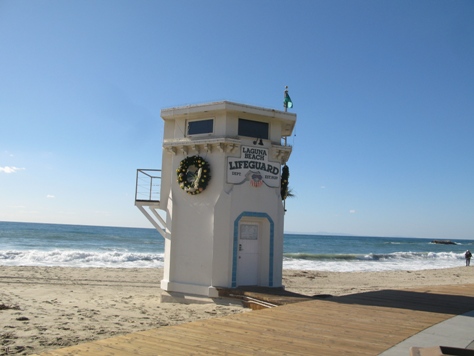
[1,266,474,355]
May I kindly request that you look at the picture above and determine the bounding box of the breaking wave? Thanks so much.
[0,249,164,268]
[283,251,466,272]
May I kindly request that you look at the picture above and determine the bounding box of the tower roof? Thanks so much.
[161,101,296,137]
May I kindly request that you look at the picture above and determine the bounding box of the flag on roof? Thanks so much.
[284,88,293,109]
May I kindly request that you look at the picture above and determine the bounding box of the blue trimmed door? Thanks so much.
[236,222,260,286]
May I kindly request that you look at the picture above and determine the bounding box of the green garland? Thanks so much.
[176,156,211,195]
[280,165,289,200]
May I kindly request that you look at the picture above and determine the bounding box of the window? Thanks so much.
[238,118,269,139]
[187,119,213,136]
[240,223,259,240]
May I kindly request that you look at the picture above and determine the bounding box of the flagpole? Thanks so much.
[282,86,289,213]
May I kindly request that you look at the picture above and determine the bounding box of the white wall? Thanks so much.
[157,102,294,296]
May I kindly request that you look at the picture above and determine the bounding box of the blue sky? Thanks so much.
[1,1,473,239]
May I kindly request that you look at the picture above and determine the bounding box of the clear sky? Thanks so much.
[1,1,473,239]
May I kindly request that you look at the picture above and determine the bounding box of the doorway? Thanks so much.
[232,212,275,288]
[236,222,260,286]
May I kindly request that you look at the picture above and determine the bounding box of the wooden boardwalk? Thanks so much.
[37,284,474,355]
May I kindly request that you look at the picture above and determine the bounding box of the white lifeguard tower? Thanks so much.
[135,100,296,298]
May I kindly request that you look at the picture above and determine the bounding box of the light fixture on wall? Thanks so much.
[253,138,264,146]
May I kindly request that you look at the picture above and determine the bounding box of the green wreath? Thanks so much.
[176,156,211,195]
[280,165,289,200]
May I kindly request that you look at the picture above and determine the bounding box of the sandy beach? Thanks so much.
[1,266,474,355]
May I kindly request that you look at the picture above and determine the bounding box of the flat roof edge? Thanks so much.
[160,101,296,120]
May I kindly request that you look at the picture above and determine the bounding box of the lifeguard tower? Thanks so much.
[135,100,296,298]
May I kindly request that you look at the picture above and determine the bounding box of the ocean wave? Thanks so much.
[283,251,467,272]
[0,249,164,268]
[1,249,467,272]
[283,251,464,261]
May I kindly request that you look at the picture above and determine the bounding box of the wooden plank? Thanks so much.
[170,305,438,352]
[223,302,439,338]
[140,329,304,355]
[38,284,474,356]
[144,312,374,349]
[174,313,398,354]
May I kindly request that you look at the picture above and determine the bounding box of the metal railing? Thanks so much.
[135,169,161,202]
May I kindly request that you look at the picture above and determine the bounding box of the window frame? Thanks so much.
[186,118,214,137]
[238,118,269,139]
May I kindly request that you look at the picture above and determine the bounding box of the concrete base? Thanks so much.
[160,291,243,307]
[410,346,474,356]
[160,280,220,298]
[381,310,474,356]
[160,291,215,304]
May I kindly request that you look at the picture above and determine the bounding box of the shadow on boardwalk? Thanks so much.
[220,284,474,316]
[331,287,474,315]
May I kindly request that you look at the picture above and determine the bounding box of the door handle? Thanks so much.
[239,244,242,251]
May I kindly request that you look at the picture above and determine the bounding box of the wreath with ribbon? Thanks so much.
[280,165,290,200]
[176,156,211,195]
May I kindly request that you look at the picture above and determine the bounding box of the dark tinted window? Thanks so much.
[187,119,213,135]
[238,118,268,139]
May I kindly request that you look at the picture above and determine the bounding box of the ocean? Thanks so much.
[1,221,472,272]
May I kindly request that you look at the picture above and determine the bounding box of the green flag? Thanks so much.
[284,92,293,109]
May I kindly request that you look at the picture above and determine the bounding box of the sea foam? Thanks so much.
[283,251,466,272]
[0,249,164,268]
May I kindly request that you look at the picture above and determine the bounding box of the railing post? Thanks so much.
[135,169,139,201]
[149,176,153,201]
